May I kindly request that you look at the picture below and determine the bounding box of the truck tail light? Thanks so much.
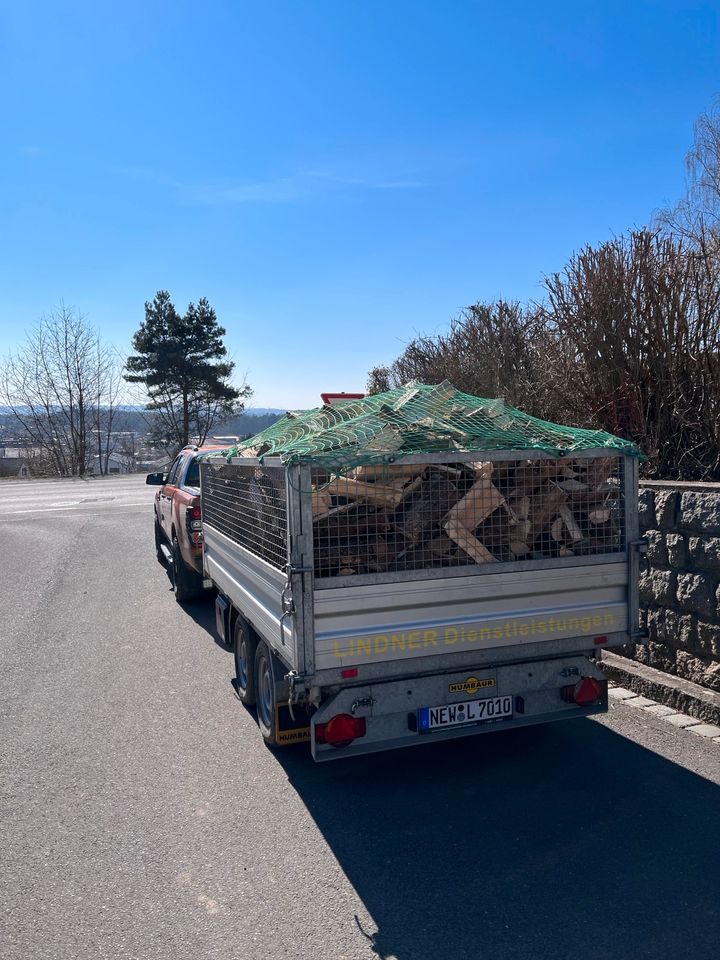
[186,504,202,532]
[315,714,367,748]
[561,677,606,706]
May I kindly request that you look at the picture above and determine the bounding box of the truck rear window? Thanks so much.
[184,459,200,488]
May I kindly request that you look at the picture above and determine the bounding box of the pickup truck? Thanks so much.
[196,392,645,761]
[146,444,226,601]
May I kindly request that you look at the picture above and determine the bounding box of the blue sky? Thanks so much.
[1,0,719,409]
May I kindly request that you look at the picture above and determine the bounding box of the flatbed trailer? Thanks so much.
[200,449,644,761]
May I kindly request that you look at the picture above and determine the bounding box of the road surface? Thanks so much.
[1,475,719,960]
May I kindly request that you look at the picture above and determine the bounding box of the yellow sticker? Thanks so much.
[276,728,311,745]
[448,676,496,695]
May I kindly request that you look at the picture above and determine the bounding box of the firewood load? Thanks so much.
[224,381,639,578]
[309,456,623,578]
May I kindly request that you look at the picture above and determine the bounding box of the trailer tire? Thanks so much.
[172,534,201,603]
[254,642,279,747]
[233,617,256,705]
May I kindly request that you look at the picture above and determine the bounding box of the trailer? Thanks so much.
[199,384,645,761]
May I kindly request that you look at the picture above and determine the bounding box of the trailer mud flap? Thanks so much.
[275,703,314,745]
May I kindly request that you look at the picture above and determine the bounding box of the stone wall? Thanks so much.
[636,482,720,691]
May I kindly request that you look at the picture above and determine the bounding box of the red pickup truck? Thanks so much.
[146,445,226,602]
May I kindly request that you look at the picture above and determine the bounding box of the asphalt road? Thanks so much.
[1,475,719,960]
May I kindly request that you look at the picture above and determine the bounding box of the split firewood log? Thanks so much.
[444,516,496,563]
[353,463,425,482]
[527,483,568,542]
[394,474,461,543]
[445,478,505,531]
[558,505,583,542]
[321,475,405,508]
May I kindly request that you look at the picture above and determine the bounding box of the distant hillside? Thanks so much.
[0,406,285,440]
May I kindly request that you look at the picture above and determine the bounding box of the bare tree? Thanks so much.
[657,97,720,244]
[544,230,720,479]
[0,306,124,476]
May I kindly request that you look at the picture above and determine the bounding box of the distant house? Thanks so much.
[87,452,135,475]
[0,457,30,479]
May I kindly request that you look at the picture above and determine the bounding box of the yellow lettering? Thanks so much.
[494,627,504,640]
[479,627,492,642]
[374,634,389,653]
[444,627,458,645]
[604,613,615,626]
[356,637,371,655]
[519,623,529,636]
[408,631,421,650]
[424,630,438,646]
[391,633,406,650]
[536,622,547,634]
[592,616,602,628]
[333,641,344,658]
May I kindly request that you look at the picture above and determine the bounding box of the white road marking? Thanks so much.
[2,501,152,517]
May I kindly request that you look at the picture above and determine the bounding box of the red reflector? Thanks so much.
[315,713,367,748]
[191,506,202,520]
[341,668,358,679]
[593,635,608,645]
[573,677,605,705]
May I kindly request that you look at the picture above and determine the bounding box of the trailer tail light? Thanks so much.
[561,677,606,706]
[315,714,367,748]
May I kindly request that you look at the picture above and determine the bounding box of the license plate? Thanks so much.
[418,695,513,732]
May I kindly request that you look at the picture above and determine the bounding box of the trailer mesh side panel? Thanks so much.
[201,462,288,570]
[311,456,625,579]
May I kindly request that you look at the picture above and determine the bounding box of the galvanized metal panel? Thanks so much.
[311,654,607,761]
[203,525,298,670]
[313,561,628,671]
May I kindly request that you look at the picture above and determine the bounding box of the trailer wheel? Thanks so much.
[172,534,201,603]
[233,617,256,705]
[254,642,279,747]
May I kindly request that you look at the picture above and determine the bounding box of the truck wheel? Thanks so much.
[172,534,201,603]
[254,642,279,747]
[154,517,165,564]
[233,617,256,705]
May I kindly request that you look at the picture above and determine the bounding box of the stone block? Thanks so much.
[639,569,675,606]
[655,491,678,530]
[702,662,720,692]
[646,607,666,642]
[666,533,687,569]
[696,621,720,659]
[664,609,697,650]
[664,713,702,728]
[638,488,656,530]
[688,722,720,738]
[679,491,720,535]
[687,536,720,573]
[676,572,716,618]
[645,641,675,672]
[675,649,709,685]
[645,530,667,566]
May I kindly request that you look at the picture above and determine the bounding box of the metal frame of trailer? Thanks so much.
[200,450,644,760]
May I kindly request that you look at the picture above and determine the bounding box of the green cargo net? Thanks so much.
[225,381,642,469]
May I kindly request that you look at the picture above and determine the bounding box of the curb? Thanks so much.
[600,651,720,727]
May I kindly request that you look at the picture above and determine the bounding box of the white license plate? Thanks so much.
[418,695,513,732]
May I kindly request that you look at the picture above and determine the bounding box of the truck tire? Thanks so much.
[171,534,201,603]
[254,642,279,747]
[154,517,165,564]
[233,616,257,705]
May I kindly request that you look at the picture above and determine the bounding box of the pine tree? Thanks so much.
[126,291,249,451]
